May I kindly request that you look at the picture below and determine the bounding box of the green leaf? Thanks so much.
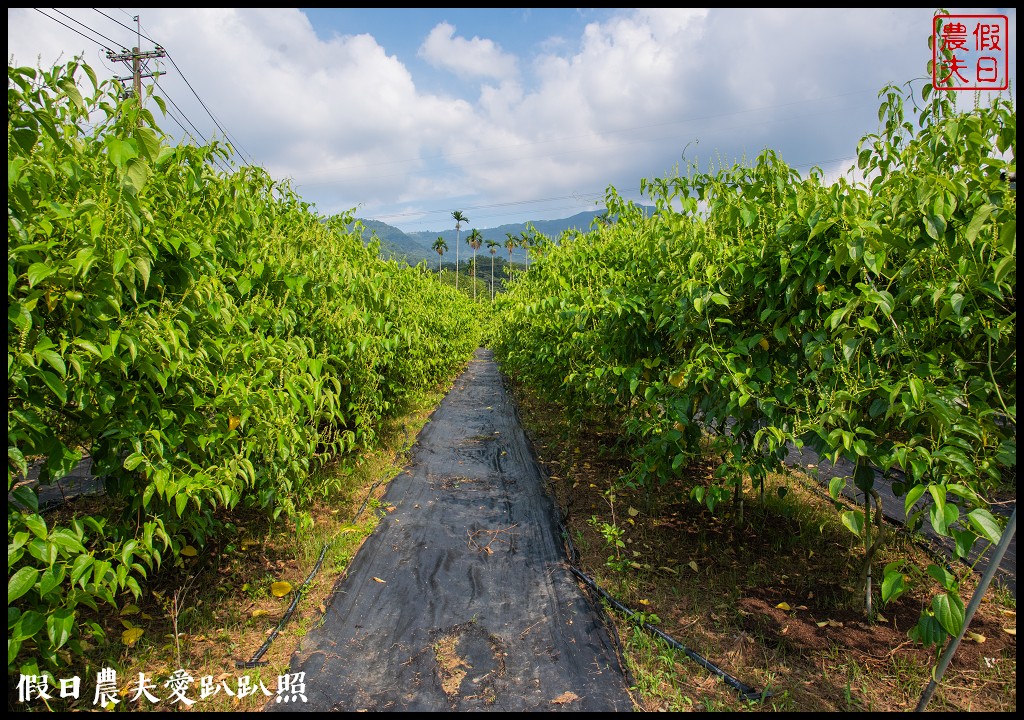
[951,528,978,559]
[929,502,958,537]
[58,78,85,111]
[39,370,68,404]
[909,377,924,405]
[924,214,945,241]
[904,483,926,515]
[133,126,162,162]
[881,568,907,604]
[964,205,994,242]
[858,316,879,332]
[997,216,1015,253]
[932,592,965,637]
[70,554,94,588]
[112,249,128,275]
[122,452,147,471]
[47,609,74,650]
[967,509,1003,544]
[949,293,965,317]
[26,262,55,288]
[24,514,47,540]
[133,256,151,290]
[73,338,102,357]
[910,612,947,649]
[841,510,865,537]
[124,158,151,194]
[927,563,956,591]
[8,567,39,603]
[993,255,1014,285]
[49,529,85,554]
[828,477,845,500]
[14,609,45,641]
[37,565,64,597]
[36,348,66,376]
[11,486,38,514]
[106,138,133,168]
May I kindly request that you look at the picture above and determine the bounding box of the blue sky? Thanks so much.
[8,8,1018,234]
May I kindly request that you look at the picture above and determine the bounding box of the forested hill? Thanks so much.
[344,208,656,265]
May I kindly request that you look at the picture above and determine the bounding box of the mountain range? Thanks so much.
[344,209,641,265]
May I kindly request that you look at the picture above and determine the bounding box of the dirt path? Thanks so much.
[263,348,635,712]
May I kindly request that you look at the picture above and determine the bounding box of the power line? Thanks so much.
[86,8,255,166]
[32,8,116,54]
[162,50,255,166]
[91,7,160,46]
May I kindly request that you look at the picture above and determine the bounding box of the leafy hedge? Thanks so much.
[8,59,480,675]
[493,79,1014,647]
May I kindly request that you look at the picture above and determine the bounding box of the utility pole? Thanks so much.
[105,15,165,107]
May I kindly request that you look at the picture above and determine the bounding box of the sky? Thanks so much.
[7,8,1018,234]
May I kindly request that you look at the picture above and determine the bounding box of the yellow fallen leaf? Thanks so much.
[271,581,293,597]
[637,599,650,606]
[967,631,986,643]
[251,609,269,618]
[122,628,144,646]
[373,577,386,583]
[689,561,699,572]
[776,602,791,611]
[816,621,829,628]
[1003,627,1016,636]
[627,507,639,517]
[180,545,197,557]
[551,691,579,705]
[658,566,677,575]
[876,614,887,623]
[120,604,140,616]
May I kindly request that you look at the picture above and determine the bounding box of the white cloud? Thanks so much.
[7,8,1015,230]
[418,22,518,82]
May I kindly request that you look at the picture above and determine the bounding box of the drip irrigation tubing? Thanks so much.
[235,425,411,669]
[568,565,768,703]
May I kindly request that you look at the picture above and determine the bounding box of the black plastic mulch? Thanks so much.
[264,349,635,712]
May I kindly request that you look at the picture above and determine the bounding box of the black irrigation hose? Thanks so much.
[568,565,768,703]
[235,426,412,669]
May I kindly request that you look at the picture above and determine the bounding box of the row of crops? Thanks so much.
[7,61,482,674]
[492,81,1015,647]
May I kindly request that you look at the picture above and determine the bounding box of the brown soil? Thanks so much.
[507,375,1017,712]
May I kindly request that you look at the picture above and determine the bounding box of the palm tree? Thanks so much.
[486,239,499,301]
[519,230,532,271]
[504,232,517,269]
[432,236,447,275]
[452,210,467,291]
[467,228,483,301]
